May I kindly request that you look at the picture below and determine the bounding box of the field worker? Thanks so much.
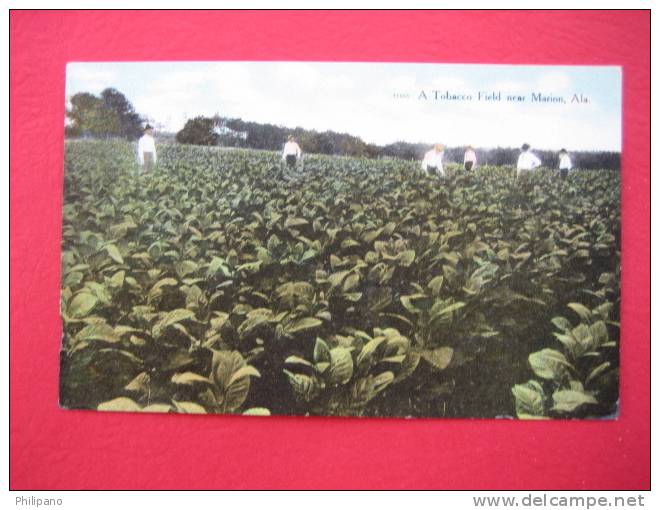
[463,145,477,171]
[516,143,542,177]
[558,148,572,179]
[137,124,157,172]
[282,135,302,168]
[422,143,445,176]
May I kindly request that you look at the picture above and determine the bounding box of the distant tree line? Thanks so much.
[178,116,620,170]
[65,88,144,140]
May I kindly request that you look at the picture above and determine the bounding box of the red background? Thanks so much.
[10,10,650,490]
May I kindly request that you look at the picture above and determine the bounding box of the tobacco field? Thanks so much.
[60,140,621,418]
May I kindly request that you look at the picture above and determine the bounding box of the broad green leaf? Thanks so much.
[148,277,178,301]
[243,407,271,416]
[284,217,309,228]
[284,355,315,368]
[152,308,195,338]
[512,380,546,418]
[328,347,354,385]
[67,292,98,319]
[285,317,322,335]
[284,370,320,401]
[171,372,212,385]
[585,362,612,387]
[529,349,572,380]
[107,270,125,288]
[552,389,598,413]
[141,404,172,413]
[356,336,387,368]
[104,244,124,264]
[227,365,261,388]
[421,347,454,371]
[567,302,592,321]
[397,250,416,267]
[207,257,231,278]
[313,337,331,363]
[342,273,360,292]
[551,316,572,333]
[427,275,444,295]
[98,397,141,412]
[172,400,207,414]
[372,371,394,393]
[75,322,120,344]
[328,270,351,289]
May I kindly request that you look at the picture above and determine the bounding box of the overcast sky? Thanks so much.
[66,62,621,151]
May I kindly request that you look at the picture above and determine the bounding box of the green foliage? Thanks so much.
[61,140,620,418]
[66,88,143,139]
[512,291,620,419]
[176,116,220,146]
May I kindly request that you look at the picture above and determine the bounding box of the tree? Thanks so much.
[67,92,120,138]
[176,116,220,146]
[100,88,143,139]
[66,88,143,139]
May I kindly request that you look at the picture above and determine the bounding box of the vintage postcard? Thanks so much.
[60,62,621,418]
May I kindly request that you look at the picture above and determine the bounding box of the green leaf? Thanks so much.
[313,337,331,363]
[552,389,598,413]
[427,275,444,295]
[284,370,320,401]
[528,349,572,380]
[435,302,466,317]
[421,347,454,370]
[397,250,416,267]
[243,407,271,416]
[104,243,124,264]
[284,217,309,228]
[171,372,212,385]
[328,347,354,385]
[585,362,612,387]
[172,400,207,414]
[148,277,178,301]
[75,322,120,344]
[512,380,546,418]
[284,355,315,368]
[227,365,261,388]
[125,372,150,394]
[152,308,195,338]
[98,397,141,412]
[400,295,423,315]
[67,292,98,319]
[285,317,322,335]
[207,257,231,278]
[356,336,387,368]
[141,404,172,413]
[107,270,125,288]
[342,273,360,292]
[328,270,351,289]
[589,320,609,347]
[567,302,592,322]
[551,316,572,333]
[237,309,273,338]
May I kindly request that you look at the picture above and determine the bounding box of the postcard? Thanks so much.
[60,62,621,418]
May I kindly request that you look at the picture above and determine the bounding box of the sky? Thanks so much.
[66,62,622,151]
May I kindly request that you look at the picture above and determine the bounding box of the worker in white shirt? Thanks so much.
[516,143,542,177]
[282,135,302,168]
[463,146,477,171]
[137,124,157,172]
[421,144,445,177]
[558,148,572,179]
